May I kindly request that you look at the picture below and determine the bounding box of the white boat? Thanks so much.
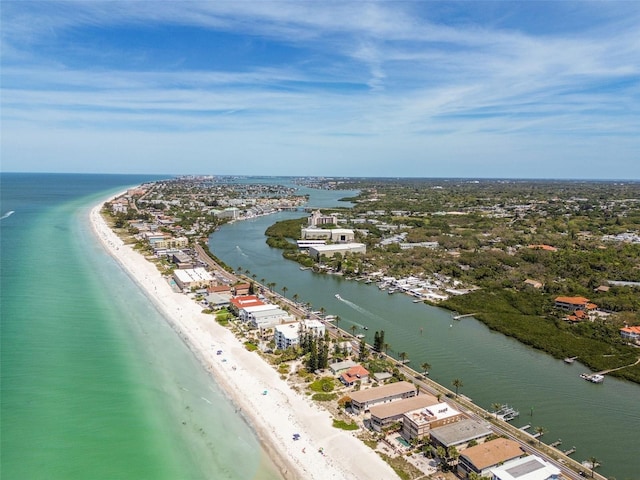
[580,373,604,383]
[335,294,342,300]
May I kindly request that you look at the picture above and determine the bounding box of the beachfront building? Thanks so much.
[240,304,294,329]
[489,455,561,480]
[456,438,525,478]
[308,243,366,260]
[340,365,370,387]
[349,381,416,414]
[172,251,194,269]
[369,394,439,432]
[173,267,214,291]
[329,359,358,375]
[401,403,464,442]
[428,418,493,451]
[228,295,264,315]
[273,320,326,351]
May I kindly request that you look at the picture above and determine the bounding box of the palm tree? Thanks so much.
[281,285,288,298]
[491,402,502,419]
[399,351,408,364]
[452,378,463,398]
[534,426,546,445]
[420,362,431,375]
[383,342,390,355]
[319,306,326,318]
[587,456,599,477]
[292,293,299,304]
[350,324,358,337]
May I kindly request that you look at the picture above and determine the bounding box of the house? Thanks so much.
[340,365,370,387]
[620,325,640,341]
[457,438,525,478]
[329,359,358,375]
[554,296,590,310]
[490,454,560,480]
[428,418,493,451]
[369,393,439,432]
[349,381,416,414]
[232,282,251,296]
[401,402,464,441]
[172,251,194,269]
[205,292,231,309]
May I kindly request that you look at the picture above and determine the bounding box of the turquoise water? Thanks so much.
[1,173,280,480]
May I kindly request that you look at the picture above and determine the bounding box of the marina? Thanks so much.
[495,404,520,422]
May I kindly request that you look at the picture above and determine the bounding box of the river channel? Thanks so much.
[208,180,639,480]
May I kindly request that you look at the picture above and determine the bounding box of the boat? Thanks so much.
[564,356,577,364]
[335,294,342,300]
[580,373,604,383]
[363,326,368,330]
[356,334,365,339]
[495,404,520,421]
[413,299,422,303]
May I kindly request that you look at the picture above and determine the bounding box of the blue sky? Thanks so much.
[1,1,639,179]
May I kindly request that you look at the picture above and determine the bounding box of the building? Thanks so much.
[172,251,194,269]
[173,267,214,290]
[457,438,525,478]
[349,381,416,414]
[205,292,231,309]
[308,243,366,260]
[240,304,293,329]
[429,418,493,451]
[490,455,560,480]
[308,210,337,227]
[620,325,640,341]
[273,320,326,350]
[402,402,464,441]
[369,393,439,432]
[554,296,591,311]
[229,295,264,314]
[329,359,358,375]
[301,227,355,243]
[340,365,370,387]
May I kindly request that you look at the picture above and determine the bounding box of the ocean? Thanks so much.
[0,173,281,480]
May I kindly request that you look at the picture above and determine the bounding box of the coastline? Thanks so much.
[89,196,399,480]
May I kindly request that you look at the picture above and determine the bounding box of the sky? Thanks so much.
[1,1,639,179]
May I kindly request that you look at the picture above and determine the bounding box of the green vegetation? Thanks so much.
[332,419,359,430]
[244,341,258,352]
[311,392,337,401]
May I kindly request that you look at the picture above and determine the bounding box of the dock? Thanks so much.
[495,404,519,422]
[519,424,531,431]
[549,440,562,448]
[564,447,576,456]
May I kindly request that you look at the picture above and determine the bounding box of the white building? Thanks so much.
[490,455,560,480]
[308,243,366,260]
[274,320,326,350]
[173,267,214,290]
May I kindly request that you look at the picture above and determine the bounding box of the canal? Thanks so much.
[208,181,639,480]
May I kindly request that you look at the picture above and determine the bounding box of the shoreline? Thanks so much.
[89,195,399,480]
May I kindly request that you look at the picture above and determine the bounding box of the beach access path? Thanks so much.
[90,197,399,480]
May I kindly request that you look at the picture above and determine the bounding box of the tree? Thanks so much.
[534,426,546,445]
[421,362,431,375]
[399,351,408,364]
[587,456,599,478]
[292,293,299,304]
[491,403,502,419]
[350,324,358,337]
[452,378,463,398]
[281,285,288,298]
[358,338,367,362]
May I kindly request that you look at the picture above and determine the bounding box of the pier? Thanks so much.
[452,313,477,320]
[564,447,576,456]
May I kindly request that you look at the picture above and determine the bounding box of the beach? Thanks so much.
[90,197,399,480]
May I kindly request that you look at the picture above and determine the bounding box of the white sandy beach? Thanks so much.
[90,197,399,480]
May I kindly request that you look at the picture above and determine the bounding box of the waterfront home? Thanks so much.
[308,243,366,260]
[369,394,439,432]
[489,454,560,480]
[232,282,251,296]
[228,295,264,315]
[554,296,596,311]
[349,381,416,414]
[456,438,525,478]
[620,325,640,342]
[401,402,464,442]
[340,365,370,387]
[428,418,493,451]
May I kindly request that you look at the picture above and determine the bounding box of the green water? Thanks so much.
[1,174,281,480]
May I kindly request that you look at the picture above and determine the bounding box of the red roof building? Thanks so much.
[340,365,370,386]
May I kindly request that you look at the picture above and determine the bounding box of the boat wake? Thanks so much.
[1,210,15,220]
[337,295,384,324]
[235,245,249,257]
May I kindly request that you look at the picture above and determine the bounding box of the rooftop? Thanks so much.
[460,437,524,471]
[429,418,493,447]
[370,393,439,420]
[349,381,415,404]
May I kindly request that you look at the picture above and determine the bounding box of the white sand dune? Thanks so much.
[90,197,399,480]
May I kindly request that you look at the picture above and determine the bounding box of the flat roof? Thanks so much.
[429,418,493,446]
[310,243,365,252]
[370,394,439,420]
[404,402,461,426]
[275,322,301,340]
[349,381,415,404]
[491,455,560,480]
[243,304,280,313]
